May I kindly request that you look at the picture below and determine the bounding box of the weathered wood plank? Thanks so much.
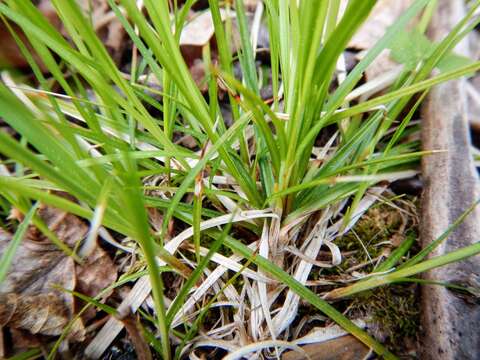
[420,1,480,359]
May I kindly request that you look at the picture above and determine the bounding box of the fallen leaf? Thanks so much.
[180,9,233,47]
[282,335,369,360]
[8,328,45,351]
[189,59,208,92]
[83,0,127,63]
[75,245,117,299]
[179,9,236,91]
[0,204,117,343]
[0,293,82,337]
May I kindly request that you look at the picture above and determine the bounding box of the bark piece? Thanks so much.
[420,1,480,359]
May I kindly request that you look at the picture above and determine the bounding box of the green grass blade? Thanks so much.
[120,155,171,360]
[327,241,480,300]
[375,232,416,273]
[0,202,39,284]
[398,199,480,270]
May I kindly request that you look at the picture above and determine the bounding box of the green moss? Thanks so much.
[334,201,415,273]
[349,285,420,353]
[309,199,421,354]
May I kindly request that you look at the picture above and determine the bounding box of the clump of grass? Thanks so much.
[0,0,479,359]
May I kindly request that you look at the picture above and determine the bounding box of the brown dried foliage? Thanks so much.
[0,204,117,347]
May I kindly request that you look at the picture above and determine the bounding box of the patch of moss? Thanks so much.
[349,285,420,355]
[303,199,421,355]
[333,201,415,274]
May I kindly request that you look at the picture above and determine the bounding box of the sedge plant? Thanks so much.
[0,0,480,359]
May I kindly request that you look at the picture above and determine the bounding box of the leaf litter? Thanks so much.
[0,203,117,344]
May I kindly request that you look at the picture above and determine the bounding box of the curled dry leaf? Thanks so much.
[0,204,117,343]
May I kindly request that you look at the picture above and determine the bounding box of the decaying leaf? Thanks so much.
[76,244,117,299]
[0,221,83,339]
[282,335,370,360]
[0,293,83,338]
[0,204,117,343]
[180,10,221,47]
[179,9,235,91]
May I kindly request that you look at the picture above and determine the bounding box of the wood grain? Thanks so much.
[420,1,480,359]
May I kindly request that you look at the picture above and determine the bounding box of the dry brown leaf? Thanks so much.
[76,245,117,299]
[282,335,369,360]
[73,0,127,63]
[180,9,233,47]
[0,204,117,343]
[0,205,84,338]
[179,9,237,91]
[180,11,215,47]
[0,293,83,338]
[0,24,33,69]
[189,59,208,92]
[8,328,46,351]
